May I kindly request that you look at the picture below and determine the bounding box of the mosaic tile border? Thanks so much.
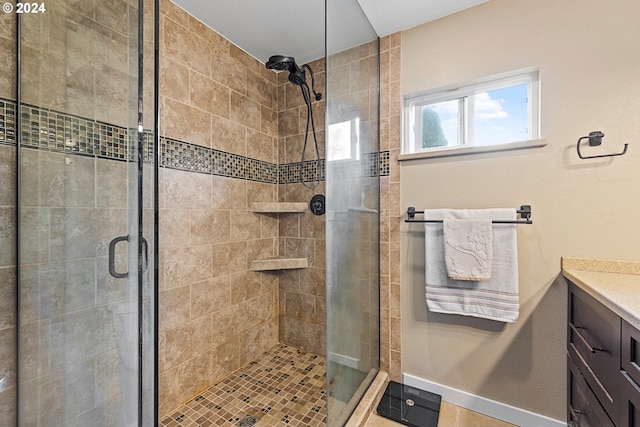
[0,99,16,145]
[0,98,390,183]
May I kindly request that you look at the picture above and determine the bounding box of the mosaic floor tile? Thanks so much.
[161,345,327,427]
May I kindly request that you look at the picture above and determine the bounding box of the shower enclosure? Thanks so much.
[12,0,158,425]
[3,0,381,425]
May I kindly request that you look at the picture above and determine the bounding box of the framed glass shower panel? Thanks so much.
[16,1,157,425]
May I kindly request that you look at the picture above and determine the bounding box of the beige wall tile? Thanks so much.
[189,71,230,118]
[230,271,262,305]
[159,209,192,249]
[162,98,212,148]
[210,114,247,155]
[211,176,247,210]
[159,364,181,415]
[163,315,211,369]
[163,17,210,76]
[163,245,212,290]
[230,91,261,131]
[0,268,15,329]
[211,241,247,277]
[229,211,261,242]
[0,327,16,390]
[261,105,278,137]
[210,50,246,95]
[211,339,239,381]
[190,210,231,245]
[191,276,231,318]
[159,285,191,331]
[0,146,15,206]
[0,13,16,99]
[247,129,276,163]
[247,71,277,110]
[278,108,301,137]
[164,168,211,209]
[0,207,16,267]
[178,350,213,401]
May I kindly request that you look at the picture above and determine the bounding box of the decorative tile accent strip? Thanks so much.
[0,99,16,145]
[379,150,390,176]
[0,98,390,183]
[160,136,212,174]
[19,103,133,159]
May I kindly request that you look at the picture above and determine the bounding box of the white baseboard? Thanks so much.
[402,373,567,427]
[328,352,360,370]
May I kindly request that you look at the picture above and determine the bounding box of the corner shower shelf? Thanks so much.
[251,202,307,213]
[251,257,309,271]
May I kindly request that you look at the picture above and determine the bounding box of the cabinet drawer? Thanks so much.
[569,283,620,421]
[622,321,640,387]
[620,370,640,427]
[568,355,615,427]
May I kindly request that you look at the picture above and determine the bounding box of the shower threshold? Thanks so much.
[160,345,327,427]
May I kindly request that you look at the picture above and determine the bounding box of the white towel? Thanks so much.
[443,218,492,281]
[425,209,519,323]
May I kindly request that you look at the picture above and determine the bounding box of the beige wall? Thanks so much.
[400,0,640,421]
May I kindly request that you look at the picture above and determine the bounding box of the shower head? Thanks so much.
[265,55,296,71]
[265,54,322,101]
[265,54,307,87]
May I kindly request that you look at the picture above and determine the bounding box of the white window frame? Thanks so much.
[402,70,542,158]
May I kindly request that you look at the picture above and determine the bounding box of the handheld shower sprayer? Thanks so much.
[265,55,323,189]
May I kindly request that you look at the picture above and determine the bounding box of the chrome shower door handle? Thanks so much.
[108,235,130,278]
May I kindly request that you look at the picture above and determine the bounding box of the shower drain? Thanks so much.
[237,415,258,427]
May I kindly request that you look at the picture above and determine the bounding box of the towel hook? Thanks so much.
[576,131,628,159]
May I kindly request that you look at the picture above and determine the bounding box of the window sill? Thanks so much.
[398,139,547,161]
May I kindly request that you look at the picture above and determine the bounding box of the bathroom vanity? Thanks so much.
[563,258,640,427]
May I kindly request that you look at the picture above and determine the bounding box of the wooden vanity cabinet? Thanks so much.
[620,321,640,427]
[568,283,620,424]
[567,282,640,427]
[568,354,616,427]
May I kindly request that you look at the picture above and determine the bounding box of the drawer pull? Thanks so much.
[570,323,607,353]
[569,405,582,420]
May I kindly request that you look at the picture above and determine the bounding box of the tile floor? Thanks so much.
[160,345,327,427]
[161,343,516,427]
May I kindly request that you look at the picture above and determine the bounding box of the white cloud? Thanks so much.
[474,92,508,119]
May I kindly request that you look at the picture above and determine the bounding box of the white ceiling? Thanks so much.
[172,0,488,65]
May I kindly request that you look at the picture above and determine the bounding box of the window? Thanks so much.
[327,118,360,161]
[403,70,540,156]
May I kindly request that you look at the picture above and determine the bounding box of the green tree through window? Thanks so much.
[421,107,448,148]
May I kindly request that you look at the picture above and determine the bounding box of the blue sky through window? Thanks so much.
[473,83,529,145]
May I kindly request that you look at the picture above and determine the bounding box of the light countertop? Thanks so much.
[562,257,640,330]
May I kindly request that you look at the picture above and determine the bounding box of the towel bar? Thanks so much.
[405,205,532,224]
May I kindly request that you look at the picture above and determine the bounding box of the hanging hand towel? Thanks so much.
[443,218,492,281]
[424,208,519,323]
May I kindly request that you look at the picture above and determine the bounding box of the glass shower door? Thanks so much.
[16,1,156,425]
[325,0,381,424]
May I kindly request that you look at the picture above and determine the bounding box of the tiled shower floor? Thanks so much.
[160,345,327,427]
